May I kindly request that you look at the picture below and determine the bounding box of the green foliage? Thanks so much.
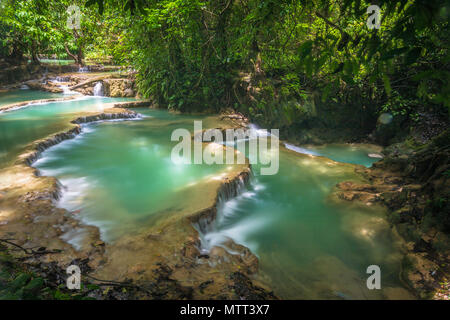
[0,244,102,300]
[1,0,448,123]
[380,91,420,121]
[0,0,104,65]
[81,0,449,125]
[0,270,46,300]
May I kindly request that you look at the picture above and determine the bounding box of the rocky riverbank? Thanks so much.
[334,130,450,299]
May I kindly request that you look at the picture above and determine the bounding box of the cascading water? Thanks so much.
[61,85,76,95]
[251,121,382,167]
[195,172,252,255]
[33,109,236,242]
[285,142,382,168]
[193,126,410,299]
[93,82,104,96]
[284,142,320,156]
[78,66,90,73]
[47,76,77,95]
[2,100,411,299]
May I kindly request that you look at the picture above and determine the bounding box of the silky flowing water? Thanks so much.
[284,142,382,168]
[0,91,413,299]
[0,95,131,167]
[34,109,241,242]
[201,144,412,299]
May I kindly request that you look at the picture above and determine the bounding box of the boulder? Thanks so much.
[104,78,135,97]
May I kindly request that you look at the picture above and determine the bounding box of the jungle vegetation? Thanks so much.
[1,0,449,139]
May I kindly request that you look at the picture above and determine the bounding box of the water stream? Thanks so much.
[0,93,132,167]
[93,82,104,96]
[34,109,241,242]
[0,90,413,299]
[200,144,410,299]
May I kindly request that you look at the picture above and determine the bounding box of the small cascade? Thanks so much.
[49,76,77,95]
[60,85,76,95]
[72,111,139,124]
[194,169,251,253]
[284,142,320,156]
[78,66,90,73]
[93,82,104,96]
[248,123,271,137]
[20,84,30,90]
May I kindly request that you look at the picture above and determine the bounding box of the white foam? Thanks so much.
[284,142,320,156]
[60,85,78,95]
[197,176,269,256]
[93,82,104,96]
[60,227,88,251]
[57,176,94,211]
[248,123,271,137]
[201,216,269,254]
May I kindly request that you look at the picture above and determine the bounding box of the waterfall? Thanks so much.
[248,123,271,137]
[93,82,104,96]
[194,170,252,254]
[78,66,90,73]
[60,85,76,95]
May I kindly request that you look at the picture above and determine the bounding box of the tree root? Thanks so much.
[0,239,63,256]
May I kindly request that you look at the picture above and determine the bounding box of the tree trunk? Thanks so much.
[76,45,84,66]
[65,44,84,67]
[31,41,40,65]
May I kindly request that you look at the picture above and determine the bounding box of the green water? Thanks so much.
[284,142,381,168]
[0,92,411,299]
[34,109,234,242]
[0,95,132,167]
[202,145,410,299]
[0,89,63,107]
